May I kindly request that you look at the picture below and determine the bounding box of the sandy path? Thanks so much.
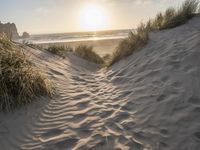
[20,57,135,150]
[1,17,200,150]
[0,46,134,149]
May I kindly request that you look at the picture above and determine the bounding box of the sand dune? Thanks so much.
[1,17,200,150]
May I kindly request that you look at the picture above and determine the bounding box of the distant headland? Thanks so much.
[0,21,30,39]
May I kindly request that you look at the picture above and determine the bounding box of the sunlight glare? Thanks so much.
[79,4,107,31]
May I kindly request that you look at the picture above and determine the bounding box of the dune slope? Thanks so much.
[0,17,200,150]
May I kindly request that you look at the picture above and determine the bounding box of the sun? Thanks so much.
[79,4,107,31]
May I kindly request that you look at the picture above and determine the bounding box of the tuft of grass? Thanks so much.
[46,45,73,58]
[74,45,104,64]
[102,54,111,61]
[109,23,149,66]
[0,36,53,111]
[161,0,199,29]
[22,40,42,50]
[108,0,200,66]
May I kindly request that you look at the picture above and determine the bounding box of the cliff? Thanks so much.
[0,21,19,39]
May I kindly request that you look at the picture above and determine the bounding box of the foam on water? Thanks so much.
[17,29,129,44]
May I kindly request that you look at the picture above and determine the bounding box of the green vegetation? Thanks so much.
[109,0,200,66]
[74,45,104,64]
[46,45,73,58]
[0,36,53,111]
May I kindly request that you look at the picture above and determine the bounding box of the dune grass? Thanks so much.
[46,45,73,58]
[0,36,53,111]
[102,54,111,62]
[74,45,104,64]
[108,0,200,66]
[46,44,104,65]
[23,41,43,50]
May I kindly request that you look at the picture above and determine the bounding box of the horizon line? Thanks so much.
[27,28,132,35]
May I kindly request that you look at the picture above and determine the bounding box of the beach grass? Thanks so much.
[46,45,73,58]
[74,45,104,64]
[23,41,43,50]
[108,0,199,66]
[0,36,53,111]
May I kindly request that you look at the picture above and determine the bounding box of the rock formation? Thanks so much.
[21,32,30,38]
[0,21,19,39]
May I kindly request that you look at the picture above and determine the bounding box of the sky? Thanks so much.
[0,0,185,34]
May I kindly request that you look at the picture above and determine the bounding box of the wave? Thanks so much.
[17,29,129,44]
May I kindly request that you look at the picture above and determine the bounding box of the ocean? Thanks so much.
[17,29,129,44]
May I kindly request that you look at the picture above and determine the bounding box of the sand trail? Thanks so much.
[18,57,135,150]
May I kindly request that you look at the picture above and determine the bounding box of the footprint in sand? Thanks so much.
[121,120,136,130]
[49,68,65,76]
[157,94,167,102]
[160,129,169,137]
[194,132,200,140]
[77,100,90,108]
[113,111,130,123]
[135,77,144,83]
[171,81,182,89]
[127,138,143,149]
[192,107,200,113]
[0,123,8,134]
[89,135,115,150]
[112,90,132,100]
[121,101,138,112]
[71,113,87,123]
[54,137,79,149]
[71,76,86,82]
[158,141,168,149]
[41,128,63,141]
[167,60,181,70]
[183,65,195,73]
[72,93,91,100]
[100,110,113,119]
[161,76,170,83]
[170,54,180,61]
[188,96,200,106]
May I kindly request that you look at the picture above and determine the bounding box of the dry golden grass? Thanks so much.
[74,45,104,64]
[0,36,53,111]
[109,23,149,66]
[46,45,73,58]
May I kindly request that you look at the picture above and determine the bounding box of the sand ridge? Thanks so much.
[1,17,200,150]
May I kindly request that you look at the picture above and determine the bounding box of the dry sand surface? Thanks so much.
[1,17,200,150]
[38,38,123,57]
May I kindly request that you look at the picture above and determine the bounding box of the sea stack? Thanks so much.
[21,32,30,38]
